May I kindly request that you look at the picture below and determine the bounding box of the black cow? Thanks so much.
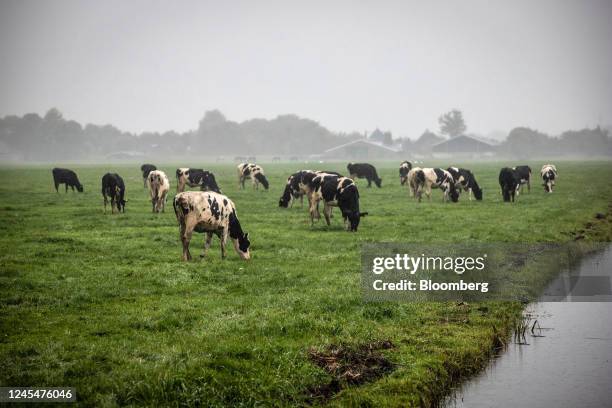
[499,168,520,202]
[347,162,382,188]
[140,164,157,187]
[102,173,126,213]
[52,168,83,193]
[399,161,412,185]
[311,175,367,231]
[447,167,483,201]
[513,165,532,194]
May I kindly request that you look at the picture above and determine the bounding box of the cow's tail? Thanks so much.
[173,194,190,220]
[254,173,269,190]
[414,169,425,200]
[416,169,425,186]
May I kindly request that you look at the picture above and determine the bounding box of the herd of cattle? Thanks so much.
[50,161,558,260]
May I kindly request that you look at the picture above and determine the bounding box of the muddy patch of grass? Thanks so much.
[306,340,395,403]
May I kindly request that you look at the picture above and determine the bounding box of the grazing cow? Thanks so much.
[499,167,521,202]
[173,191,250,261]
[52,168,83,193]
[101,173,126,213]
[278,170,341,209]
[279,170,310,208]
[309,175,367,231]
[399,161,412,185]
[176,168,221,193]
[420,168,459,202]
[237,163,269,190]
[346,162,382,188]
[407,167,426,201]
[447,167,483,201]
[140,164,156,187]
[513,165,532,194]
[541,164,558,193]
[147,170,170,213]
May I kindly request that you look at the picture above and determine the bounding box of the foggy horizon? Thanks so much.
[1,0,611,139]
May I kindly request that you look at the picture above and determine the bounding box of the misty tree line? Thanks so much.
[0,108,610,160]
[0,109,359,161]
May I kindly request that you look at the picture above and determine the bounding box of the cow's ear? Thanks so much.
[360,212,369,217]
[244,232,249,239]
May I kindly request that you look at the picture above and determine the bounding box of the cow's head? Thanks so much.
[473,187,483,200]
[76,183,84,193]
[234,232,250,260]
[279,184,292,207]
[254,173,269,190]
[344,211,368,232]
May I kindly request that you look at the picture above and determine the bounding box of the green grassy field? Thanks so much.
[1,161,611,407]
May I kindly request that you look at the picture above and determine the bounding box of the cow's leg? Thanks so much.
[309,198,319,226]
[323,202,332,226]
[65,184,68,193]
[220,227,228,259]
[367,178,372,188]
[527,178,531,193]
[201,231,213,258]
[468,188,473,201]
[180,221,194,261]
[103,194,108,213]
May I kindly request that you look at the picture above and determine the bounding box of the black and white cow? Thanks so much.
[399,161,412,185]
[541,164,557,193]
[418,168,459,202]
[176,168,221,193]
[52,168,83,193]
[101,173,126,213]
[147,170,170,213]
[346,162,382,188]
[173,191,250,261]
[407,167,426,201]
[299,170,342,208]
[309,175,367,231]
[499,167,520,202]
[237,163,269,190]
[512,165,532,194]
[447,167,483,201]
[279,170,312,208]
[140,164,157,187]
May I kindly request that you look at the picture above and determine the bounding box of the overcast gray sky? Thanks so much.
[1,0,611,139]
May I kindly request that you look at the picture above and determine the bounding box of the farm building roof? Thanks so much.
[323,138,401,154]
[431,134,497,152]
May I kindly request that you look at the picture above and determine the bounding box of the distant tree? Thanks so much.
[369,128,385,142]
[44,108,63,122]
[438,109,467,138]
[502,127,551,158]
